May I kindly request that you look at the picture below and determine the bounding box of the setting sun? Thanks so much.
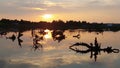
[42,14,54,22]
[42,14,53,19]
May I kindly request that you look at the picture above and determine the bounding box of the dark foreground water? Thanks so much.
[0,29,120,68]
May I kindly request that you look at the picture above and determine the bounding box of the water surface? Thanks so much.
[0,29,120,68]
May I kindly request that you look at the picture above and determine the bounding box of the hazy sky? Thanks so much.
[0,0,120,23]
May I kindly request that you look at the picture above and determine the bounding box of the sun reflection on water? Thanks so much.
[44,29,52,39]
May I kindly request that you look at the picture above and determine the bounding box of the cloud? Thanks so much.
[1,0,120,12]
[0,59,39,68]
[44,0,120,8]
[1,0,120,13]
[0,0,120,22]
[0,0,47,15]
[87,0,120,7]
[3,54,119,68]
[21,7,46,11]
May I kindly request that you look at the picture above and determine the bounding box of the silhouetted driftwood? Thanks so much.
[70,37,120,61]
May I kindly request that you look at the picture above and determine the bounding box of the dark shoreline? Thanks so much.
[0,18,120,32]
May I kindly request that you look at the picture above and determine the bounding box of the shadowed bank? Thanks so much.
[0,18,120,32]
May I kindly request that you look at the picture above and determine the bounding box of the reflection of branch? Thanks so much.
[52,30,65,43]
[32,42,43,51]
[101,47,119,53]
[73,34,80,39]
[17,32,23,47]
[6,34,16,42]
[69,44,119,62]
[18,38,23,47]
[32,34,43,51]
[69,47,90,53]
[70,38,120,61]
[71,42,91,48]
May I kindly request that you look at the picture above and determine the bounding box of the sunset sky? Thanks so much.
[0,0,120,23]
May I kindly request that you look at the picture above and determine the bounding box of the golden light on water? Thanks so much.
[44,34,51,39]
[44,29,52,39]
[44,29,50,32]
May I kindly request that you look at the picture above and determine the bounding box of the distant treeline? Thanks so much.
[0,18,120,32]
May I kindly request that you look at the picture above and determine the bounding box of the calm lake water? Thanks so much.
[0,29,120,68]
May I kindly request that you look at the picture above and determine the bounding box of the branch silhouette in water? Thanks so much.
[69,37,119,61]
